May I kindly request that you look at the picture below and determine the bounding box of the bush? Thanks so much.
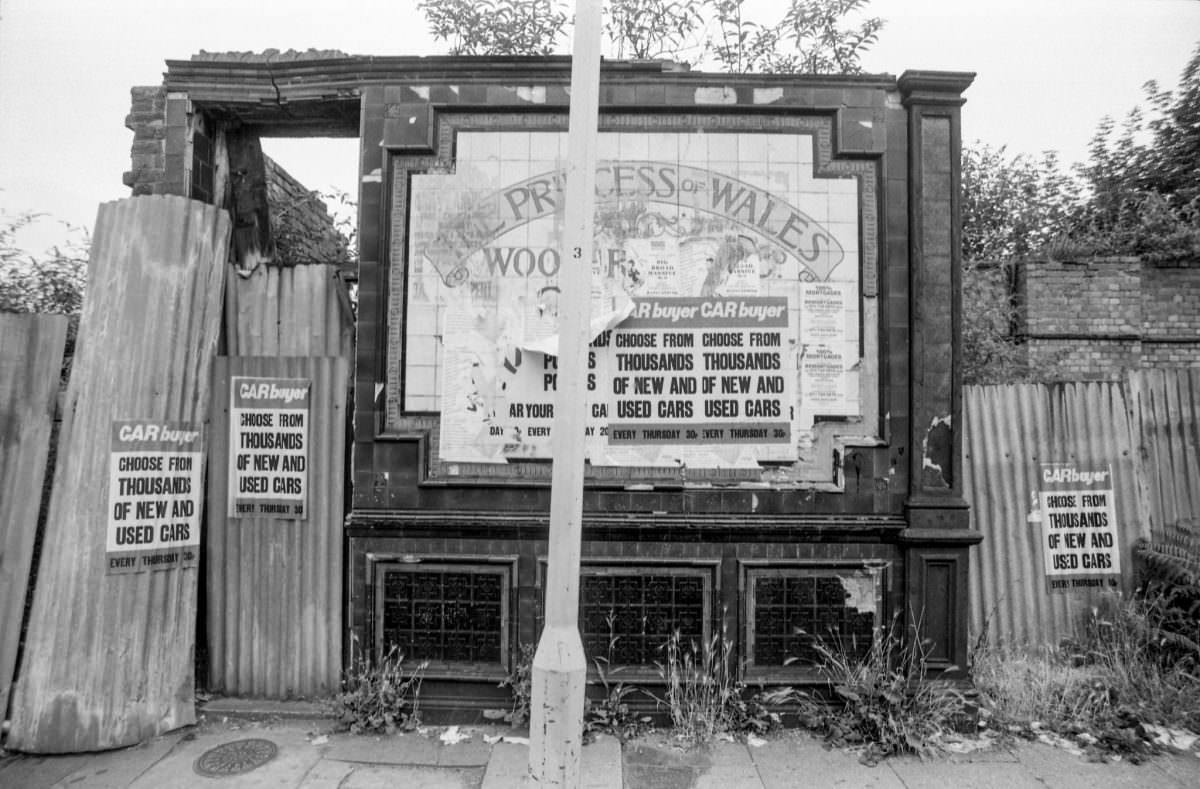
[1135,517,1200,668]
[333,647,428,734]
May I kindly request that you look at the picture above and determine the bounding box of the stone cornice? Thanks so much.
[898,70,976,107]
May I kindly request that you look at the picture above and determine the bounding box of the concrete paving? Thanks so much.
[1,716,1197,788]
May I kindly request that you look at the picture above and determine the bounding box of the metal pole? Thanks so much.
[528,0,602,785]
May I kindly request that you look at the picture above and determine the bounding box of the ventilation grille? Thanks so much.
[375,563,509,668]
[748,568,880,668]
[580,568,711,666]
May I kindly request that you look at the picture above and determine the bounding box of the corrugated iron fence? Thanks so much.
[7,196,229,752]
[206,356,348,698]
[204,259,353,698]
[964,369,1200,646]
[0,315,67,725]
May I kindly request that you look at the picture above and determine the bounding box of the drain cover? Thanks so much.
[194,737,279,777]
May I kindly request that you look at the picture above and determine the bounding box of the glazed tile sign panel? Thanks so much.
[106,421,202,574]
[405,130,860,468]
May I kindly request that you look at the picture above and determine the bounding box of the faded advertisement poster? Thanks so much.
[1039,463,1121,593]
[106,421,202,574]
[402,131,861,468]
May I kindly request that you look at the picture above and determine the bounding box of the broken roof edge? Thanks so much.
[165,53,900,87]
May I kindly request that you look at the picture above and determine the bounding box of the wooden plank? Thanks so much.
[0,314,68,723]
[6,196,228,753]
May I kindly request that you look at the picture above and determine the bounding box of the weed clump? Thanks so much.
[333,647,428,734]
[791,618,968,762]
[499,642,536,726]
[652,624,781,747]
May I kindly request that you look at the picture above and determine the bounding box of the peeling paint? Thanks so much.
[694,86,737,105]
[844,567,886,614]
[921,414,953,489]
[413,86,430,100]
[516,86,547,103]
[752,87,783,104]
[361,168,382,183]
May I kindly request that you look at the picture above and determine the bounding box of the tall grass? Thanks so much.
[794,616,968,761]
[653,621,778,746]
[972,595,1200,757]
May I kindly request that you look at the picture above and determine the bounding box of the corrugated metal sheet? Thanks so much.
[224,263,353,358]
[7,196,228,752]
[963,380,1147,646]
[0,314,67,722]
[206,356,348,697]
[1128,369,1200,545]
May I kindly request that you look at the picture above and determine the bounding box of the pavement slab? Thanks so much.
[51,733,181,788]
[749,734,905,789]
[693,740,760,788]
[1151,751,1200,787]
[0,752,92,789]
[887,755,1045,789]
[581,734,623,789]
[6,716,1200,789]
[296,758,356,788]
[481,740,528,789]
[339,764,483,788]
[324,729,442,765]
[623,738,708,789]
[1015,742,1197,789]
[128,722,323,789]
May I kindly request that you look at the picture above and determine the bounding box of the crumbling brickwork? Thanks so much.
[125,92,348,267]
[124,88,200,197]
[265,157,352,267]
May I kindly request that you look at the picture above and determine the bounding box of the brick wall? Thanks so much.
[123,88,197,197]
[264,157,353,267]
[123,87,168,195]
[125,93,349,267]
[1019,257,1200,378]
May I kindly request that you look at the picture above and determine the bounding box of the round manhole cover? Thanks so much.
[194,737,279,777]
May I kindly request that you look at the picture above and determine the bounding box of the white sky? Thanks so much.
[1,0,1198,255]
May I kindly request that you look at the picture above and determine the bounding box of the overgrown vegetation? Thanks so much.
[973,524,1200,761]
[790,618,968,763]
[651,625,780,746]
[499,641,536,726]
[961,41,1200,384]
[333,647,428,734]
[417,0,569,57]
[1136,517,1200,667]
[0,209,89,378]
[583,611,653,741]
[417,0,884,74]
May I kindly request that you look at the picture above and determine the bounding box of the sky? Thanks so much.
[1,0,1198,256]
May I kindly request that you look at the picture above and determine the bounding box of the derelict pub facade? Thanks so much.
[135,54,977,713]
